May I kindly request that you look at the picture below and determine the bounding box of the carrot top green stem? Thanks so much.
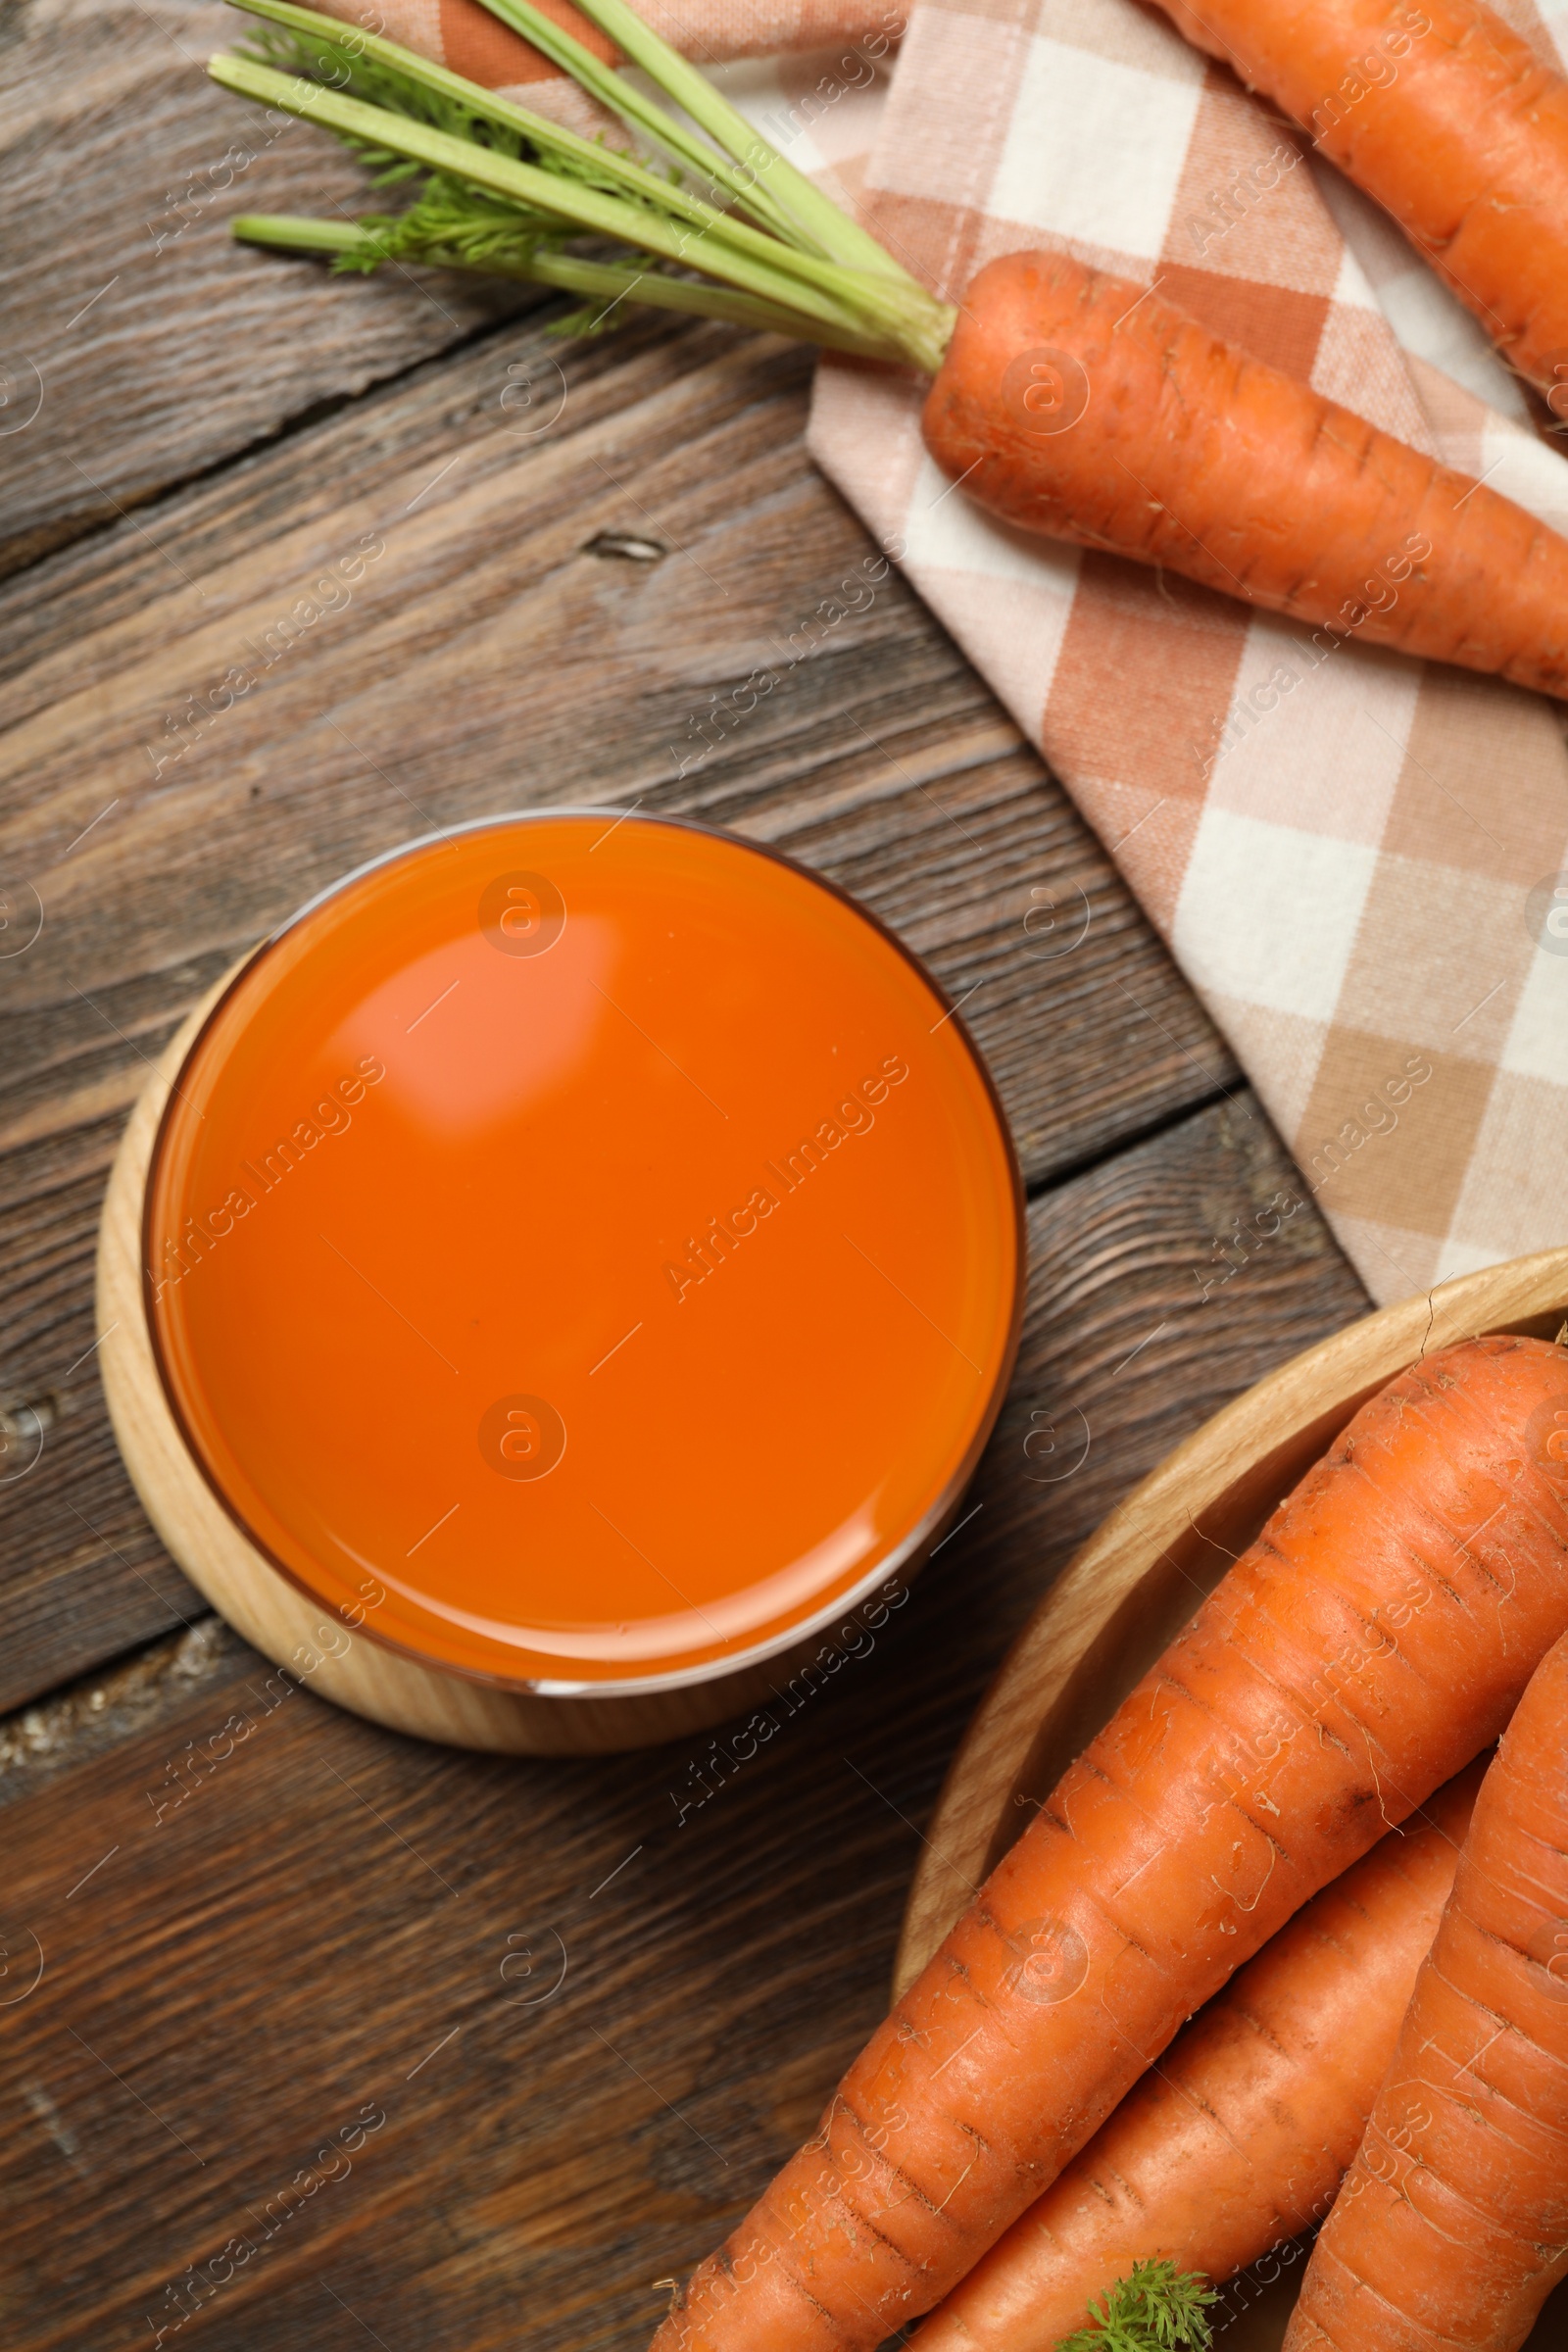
[526,0,922,285]
[210,0,954,368]
[1057,2259,1218,2352]
[463,0,826,253]
[230,212,906,354]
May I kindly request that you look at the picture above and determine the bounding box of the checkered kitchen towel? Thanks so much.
[807,0,1568,1305]
[318,0,1568,1303]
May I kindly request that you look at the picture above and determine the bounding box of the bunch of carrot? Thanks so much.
[917,1760,1491,2350]
[646,1333,1568,2351]
[211,0,1568,703]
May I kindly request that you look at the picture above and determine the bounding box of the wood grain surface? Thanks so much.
[0,1096,1370,2352]
[0,0,536,580]
[0,298,1237,1714]
[0,6,1477,2343]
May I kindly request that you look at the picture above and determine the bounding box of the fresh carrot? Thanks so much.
[210,0,1568,704]
[920,251,1568,703]
[1152,0,1568,407]
[914,1761,1487,2352]
[1284,1623,1568,2351]
[647,1335,1568,2352]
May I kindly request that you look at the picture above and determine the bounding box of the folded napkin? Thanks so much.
[808,0,1568,1305]
[318,0,1568,1303]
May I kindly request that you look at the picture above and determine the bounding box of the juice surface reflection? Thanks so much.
[146,814,1022,1686]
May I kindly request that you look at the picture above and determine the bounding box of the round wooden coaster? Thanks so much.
[97,965,862,1755]
[894,1244,1568,1993]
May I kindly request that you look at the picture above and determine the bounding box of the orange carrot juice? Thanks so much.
[145,813,1022,1690]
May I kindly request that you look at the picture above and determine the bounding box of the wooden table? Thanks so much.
[0,11,1386,2347]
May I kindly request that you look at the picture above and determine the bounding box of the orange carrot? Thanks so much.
[921,251,1568,703]
[1284,1623,1568,2351]
[1152,0,1568,405]
[648,1336,1568,2352]
[914,1761,1487,2352]
[221,9,1568,701]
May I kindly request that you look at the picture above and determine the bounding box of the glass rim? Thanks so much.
[141,805,1028,1701]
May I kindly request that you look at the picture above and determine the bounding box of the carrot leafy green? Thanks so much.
[1059,2259,1220,2352]
[209,0,954,367]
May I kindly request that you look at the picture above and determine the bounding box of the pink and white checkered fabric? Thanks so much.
[316,0,1568,1302]
[807,0,1568,1305]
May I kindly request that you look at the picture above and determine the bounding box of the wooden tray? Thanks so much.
[896,1244,1568,1994]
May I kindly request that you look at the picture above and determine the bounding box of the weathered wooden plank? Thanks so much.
[0,1617,253,1810]
[0,1097,1369,2352]
[0,0,537,578]
[0,306,1235,1708]
[0,316,1225,1187]
[0,17,1543,2345]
